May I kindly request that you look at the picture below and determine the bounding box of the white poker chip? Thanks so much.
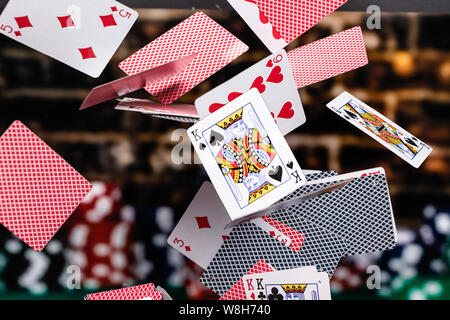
[109,271,126,284]
[435,212,450,236]
[4,239,22,254]
[396,228,417,245]
[68,224,90,248]
[402,244,423,265]
[45,240,63,255]
[424,281,442,296]
[423,205,437,219]
[110,251,127,270]
[120,205,136,223]
[155,206,174,233]
[92,264,110,278]
[67,249,88,268]
[82,182,106,204]
[409,289,426,300]
[93,243,111,257]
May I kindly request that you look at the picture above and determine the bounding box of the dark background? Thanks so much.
[0,2,449,300]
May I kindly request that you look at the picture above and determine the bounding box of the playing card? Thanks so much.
[305,167,387,186]
[243,267,331,300]
[200,220,347,296]
[115,98,199,121]
[195,49,306,135]
[155,286,173,300]
[220,259,275,300]
[79,53,197,110]
[85,283,162,300]
[326,92,433,168]
[287,27,368,88]
[273,168,398,256]
[0,0,138,78]
[228,0,348,53]
[118,11,249,105]
[243,266,319,300]
[0,121,92,252]
[151,114,199,123]
[188,88,306,222]
[276,170,339,202]
[302,169,324,175]
[251,215,305,252]
[167,181,233,270]
[168,171,335,269]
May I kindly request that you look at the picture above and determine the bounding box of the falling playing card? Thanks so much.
[188,88,306,222]
[115,98,199,122]
[118,11,249,105]
[0,121,92,252]
[167,182,233,270]
[0,0,138,78]
[243,267,331,300]
[85,283,162,300]
[220,260,275,300]
[327,92,433,168]
[275,168,398,256]
[167,182,301,269]
[79,54,197,110]
[228,0,348,53]
[200,220,347,296]
[168,172,333,269]
[195,49,306,135]
[287,27,368,88]
[155,286,173,300]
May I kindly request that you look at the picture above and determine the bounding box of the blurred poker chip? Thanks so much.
[183,261,217,300]
[331,253,379,293]
[65,220,137,289]
[390,277,450,300]
[0,236,66,295]
[376,206,450,299]
[70,181,123,224]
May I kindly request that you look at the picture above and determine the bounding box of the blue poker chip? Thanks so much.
[422,206,450,244]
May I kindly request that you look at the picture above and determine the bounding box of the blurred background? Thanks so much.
[0,2,449,300]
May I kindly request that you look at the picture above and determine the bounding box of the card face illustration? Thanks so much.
[188,88,306,221]
[0,121,92,252]
[228,0,348,53]
[0,0,138,78]
[287,27,368,88]
[243,267,331,300]
[119,11,249,105]
[195,49,306,135]
[327,92,432,168]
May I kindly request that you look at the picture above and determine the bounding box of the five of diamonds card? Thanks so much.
[0,0,138,77]
[188,88,306,222]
